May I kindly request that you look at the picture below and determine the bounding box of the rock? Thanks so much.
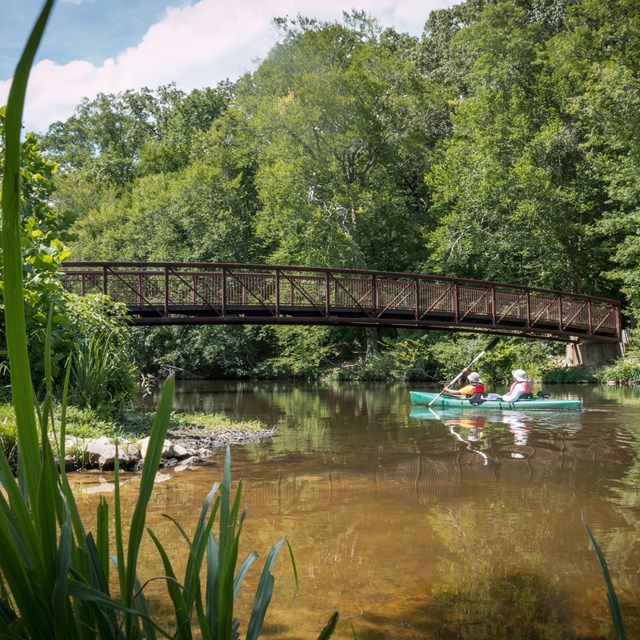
[85,441,117,470]
[139,436,174,459]
[172,444,190,460]
[56,424,275,473]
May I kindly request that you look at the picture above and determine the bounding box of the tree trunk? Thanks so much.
[365,327,379,362]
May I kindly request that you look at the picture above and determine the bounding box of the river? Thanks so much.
[72,381,640,639]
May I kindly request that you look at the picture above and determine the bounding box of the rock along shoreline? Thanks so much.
[63,425,277,473]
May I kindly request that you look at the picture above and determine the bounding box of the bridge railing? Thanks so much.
[61,262,621,340]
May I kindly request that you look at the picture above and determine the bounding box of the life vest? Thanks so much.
[509,380,532,395]
[473,383,485,394]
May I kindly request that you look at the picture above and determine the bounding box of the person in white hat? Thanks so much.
[444,371,485,398]
[500,369,533,402]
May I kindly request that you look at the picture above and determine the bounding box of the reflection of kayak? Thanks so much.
[409,391,581,411]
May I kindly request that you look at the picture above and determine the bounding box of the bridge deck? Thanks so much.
[61,262,621,342]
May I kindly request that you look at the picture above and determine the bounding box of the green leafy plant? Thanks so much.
[69,331,138,415]
[148,446,339,640]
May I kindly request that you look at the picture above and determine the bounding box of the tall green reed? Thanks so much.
[583,518,627,640]
[1,1,338,638]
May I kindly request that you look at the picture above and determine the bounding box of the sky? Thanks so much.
[1,0,459,133]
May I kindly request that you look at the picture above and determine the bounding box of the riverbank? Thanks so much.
[0,404,276,472]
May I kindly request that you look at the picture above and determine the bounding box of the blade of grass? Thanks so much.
[205,533,219,636]
[95,499,110,587]
[123,374,175,635]
[2,0,55,502]
[57,357,89,549]
[173,482,221,602]
[317,612,340,640]
[285,539,299,591]
[84,532,111,597]
[52,494,74,640]
[246,536,287,640]
[147,528,192,640]
[233,551,258,600]
[583,518,626,639]
[113,437,126,596]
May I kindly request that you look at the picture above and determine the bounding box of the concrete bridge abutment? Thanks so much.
[566,331,628,368]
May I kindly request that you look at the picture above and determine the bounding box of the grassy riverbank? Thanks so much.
[0,403,270,460]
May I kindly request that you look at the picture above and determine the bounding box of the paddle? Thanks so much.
[429,336,500,407]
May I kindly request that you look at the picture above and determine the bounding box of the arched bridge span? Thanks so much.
[61,262,621,342]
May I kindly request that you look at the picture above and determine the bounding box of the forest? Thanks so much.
[6,0,640,384]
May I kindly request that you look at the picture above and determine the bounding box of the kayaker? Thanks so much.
[443,371,485,398]
[488,369,533,402]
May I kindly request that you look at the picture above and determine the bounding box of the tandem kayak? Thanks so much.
[409,391,581,411]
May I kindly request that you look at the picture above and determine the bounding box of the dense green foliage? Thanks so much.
[0,109,139,407]
[35,0,640,377]
[65,295,138,414]
[0,106,75,383]
[595,334,640,384]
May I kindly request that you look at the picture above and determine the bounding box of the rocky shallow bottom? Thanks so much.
[64,425,277,473]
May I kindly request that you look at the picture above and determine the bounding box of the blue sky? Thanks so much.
[1,0,457,133]
[0,0,179,80]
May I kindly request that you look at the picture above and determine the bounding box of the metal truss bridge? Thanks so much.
[61,262,621,342]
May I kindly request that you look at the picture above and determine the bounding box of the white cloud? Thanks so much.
[0,0,457,133]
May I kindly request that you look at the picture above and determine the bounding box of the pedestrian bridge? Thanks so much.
[61,262,621,342]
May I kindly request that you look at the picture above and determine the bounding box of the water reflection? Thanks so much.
[112,381,640,638]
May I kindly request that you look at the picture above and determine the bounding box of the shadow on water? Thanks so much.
[355,571,578,640]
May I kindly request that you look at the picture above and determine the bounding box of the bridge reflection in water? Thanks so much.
[62,262,621,341]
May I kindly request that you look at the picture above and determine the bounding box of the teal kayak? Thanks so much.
[409,391,581,411]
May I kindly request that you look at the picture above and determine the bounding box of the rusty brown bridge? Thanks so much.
[61,262,621,342]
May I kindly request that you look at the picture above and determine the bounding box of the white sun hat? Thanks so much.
[512,369,528,382]
[468,372,481,383]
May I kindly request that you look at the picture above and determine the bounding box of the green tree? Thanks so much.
[41,83,235,260]
[548,0,640,314]
[424,1,613,295]
[1,109,137,406]
[247,13,443,271]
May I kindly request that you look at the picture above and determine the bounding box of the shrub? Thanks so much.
[0,405,17,468]
[541,365,595,384]
[65,294,139,414]
[69,331,138,415]
[333,352,397,381]
[594,359,640,385]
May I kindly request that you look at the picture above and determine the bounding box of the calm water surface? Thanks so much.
[73,382,640,639]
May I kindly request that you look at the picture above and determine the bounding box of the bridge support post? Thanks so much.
[566,336,627,368]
